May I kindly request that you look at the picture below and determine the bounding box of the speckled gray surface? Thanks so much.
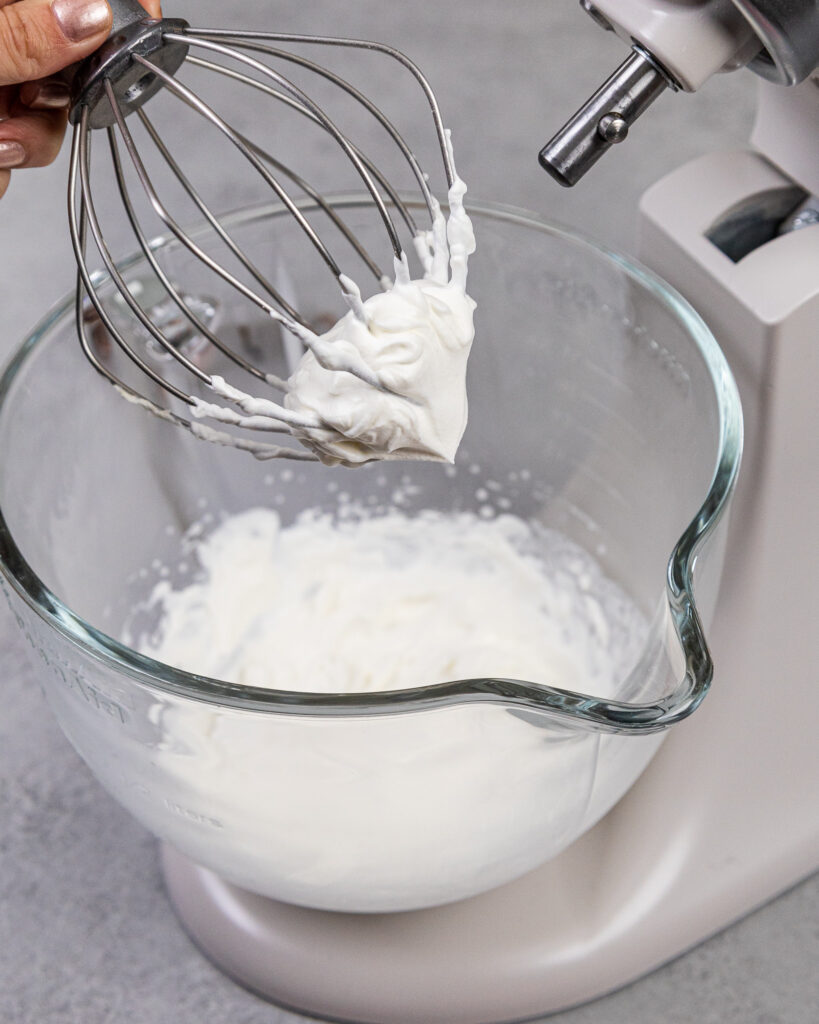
[1,2,818,1023]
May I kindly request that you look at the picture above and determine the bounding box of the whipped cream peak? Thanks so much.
[339,273,369,324]
[189,133,476,467]
[285,142,477,466]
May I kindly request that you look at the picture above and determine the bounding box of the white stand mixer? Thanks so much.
[157,2,819,1020]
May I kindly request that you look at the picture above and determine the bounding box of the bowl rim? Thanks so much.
[0,195,743,734]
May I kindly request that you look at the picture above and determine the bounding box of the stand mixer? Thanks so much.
[0,3,815,1024]
[526,0,819,1016]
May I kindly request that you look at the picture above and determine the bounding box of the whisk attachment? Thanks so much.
[67,2,465,463]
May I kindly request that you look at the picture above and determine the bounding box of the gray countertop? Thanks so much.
[1,2,817,1022]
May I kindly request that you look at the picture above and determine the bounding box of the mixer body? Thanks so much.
[633,139,819,957]
[540,0,819,186]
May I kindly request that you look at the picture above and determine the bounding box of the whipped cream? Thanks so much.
[190,134,476,466]
[285,168,476,465]
[130,507,656,912]
[141,508,638,693]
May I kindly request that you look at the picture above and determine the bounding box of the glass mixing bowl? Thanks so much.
[0,199,741,913]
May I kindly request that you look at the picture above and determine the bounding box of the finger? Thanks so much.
[19,75,71,110]
[0,0,113,88]
[12,0,159,108]
[0,168,10,198]
[0,106,67,166]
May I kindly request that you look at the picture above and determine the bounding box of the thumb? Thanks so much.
[0,0,113,88]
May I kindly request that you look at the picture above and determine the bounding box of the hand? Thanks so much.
[0,0,161,199]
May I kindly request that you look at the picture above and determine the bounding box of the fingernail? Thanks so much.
[20,81,71,111]
[52,0,111,43]
[0,142,27,168]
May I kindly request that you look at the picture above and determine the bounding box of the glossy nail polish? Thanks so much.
[0,142,27,169]
[20,80,72,111]
[52,0,111,43]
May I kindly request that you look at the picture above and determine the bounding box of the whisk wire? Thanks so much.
[184,53,419,243]
[69,116,195,405]
[183,28,455,188]
[163,35,405,261]
[208,39,437,220]
[107,125,286,389]
[133,53,348,284]
[81,111,212,384]
[105,80,302,331]
[136,109,305,324]
[235,130,389,285]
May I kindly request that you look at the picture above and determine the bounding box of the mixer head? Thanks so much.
[539,0,819,186]
[67,0,457,460]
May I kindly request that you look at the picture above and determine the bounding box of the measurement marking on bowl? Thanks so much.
[0,578,131,724]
